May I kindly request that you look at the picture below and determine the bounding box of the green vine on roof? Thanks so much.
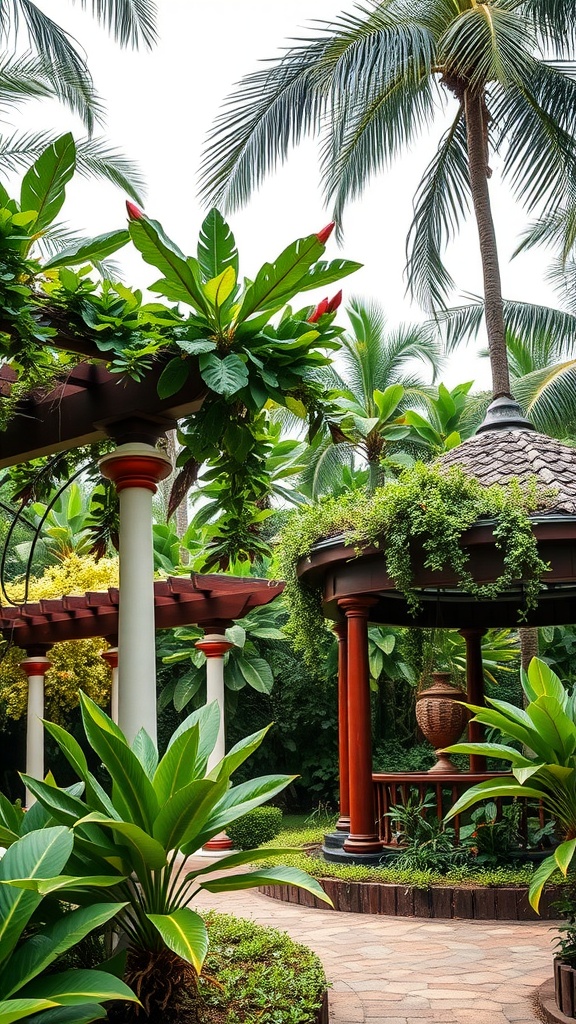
[276,463,552,661]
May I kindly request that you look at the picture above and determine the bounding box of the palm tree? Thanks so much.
[199,0,576,405]
[299,297,441,497]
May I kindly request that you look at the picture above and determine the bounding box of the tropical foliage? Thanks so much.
[4,695,330,1019]
[446,657,576,910]
[276,462,550,659]
[0,825,138,1023]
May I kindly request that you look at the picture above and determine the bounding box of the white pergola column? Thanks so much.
[100,443,171,746]
[101,646,119,724]
[195,632,234,853]
[21,654,51,807]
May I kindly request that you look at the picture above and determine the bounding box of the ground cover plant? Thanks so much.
[0,697,331,1023]
[199,913,327,1024]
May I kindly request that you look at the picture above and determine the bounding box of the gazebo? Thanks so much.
[297,399,576,863]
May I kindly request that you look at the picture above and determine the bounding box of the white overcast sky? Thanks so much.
[28,1,560,390]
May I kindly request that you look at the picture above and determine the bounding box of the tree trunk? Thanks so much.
[519,626,539,711]
[463,89,511,398]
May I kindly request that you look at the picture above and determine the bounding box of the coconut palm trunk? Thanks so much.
[463,88,511,399]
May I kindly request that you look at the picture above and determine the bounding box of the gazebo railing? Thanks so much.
[373,772,546,846]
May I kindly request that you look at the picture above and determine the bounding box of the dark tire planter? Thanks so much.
[259,878,560,921]
[555,959,576,1019]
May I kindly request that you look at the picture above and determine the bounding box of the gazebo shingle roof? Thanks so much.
[439,428,576,515]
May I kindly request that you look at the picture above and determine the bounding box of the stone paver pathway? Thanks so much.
[190,858,556,1024]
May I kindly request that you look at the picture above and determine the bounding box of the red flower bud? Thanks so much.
[326,290,342,313]
[126,201,145,220]
[316,222,335,244]
[307,297,329,323]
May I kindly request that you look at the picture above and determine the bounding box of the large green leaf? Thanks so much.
[208,725,270,784]
[237,233,325,321]
[201,866,332,905]
[167,703,220,770]
[528,852,558,910]
[42,723,118,820]
[43,230,130,269]
[188,846,304,880]
[147,909,208,974]
[197,208,239,281]
[23,1006,107,1024]
[0,903,126,997]
[0,829,73,965]
[0,999,57,1024]
[525,659,567,708]
[237,657,273,694]
[445,742,534,767]
[276,257,361,298]
[526,697,576,761]
[79,694,158,831]
[445,779,544,820]
[157,358,191,399]
[153,726,200,803]
[3,877,125,896]
[76,816,166,871]
[129,218,210,316]
[20,969,138,1006]
[198,353,248,397]
[555,838,576,877]
[152,779,228,851]
[131,729,158,781]
[20,134,76,231]
[186,775,294,852]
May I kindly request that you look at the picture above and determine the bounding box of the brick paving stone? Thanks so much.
[187,855,555,1024]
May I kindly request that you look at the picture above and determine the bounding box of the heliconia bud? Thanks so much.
[126,200,145,220]
[326,290,342,313]
[307,297,330,323]
[316,222,335,244]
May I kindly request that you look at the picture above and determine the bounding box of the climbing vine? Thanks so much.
[276,464,552,661]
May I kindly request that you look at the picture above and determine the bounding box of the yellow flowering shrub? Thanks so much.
[0,554,119,723]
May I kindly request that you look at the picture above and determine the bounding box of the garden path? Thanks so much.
[189,856,553,1024]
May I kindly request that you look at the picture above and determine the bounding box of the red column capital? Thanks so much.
[20,657,51,677]
[101,647,119,670]
[100,443,172,494]
[195,638,234,658]
[338,597,377,618]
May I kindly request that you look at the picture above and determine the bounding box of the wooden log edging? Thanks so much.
[259,879,560,920]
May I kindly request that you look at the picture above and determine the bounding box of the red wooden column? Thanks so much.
[333,622,350,834]
[340,598,382,855]
[459,628,487,773]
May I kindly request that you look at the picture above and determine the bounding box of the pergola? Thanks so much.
[0,350,214,748]
[298,402,576,863]
[1,573,284,813]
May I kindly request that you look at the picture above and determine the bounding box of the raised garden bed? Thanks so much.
[259,878,560,921]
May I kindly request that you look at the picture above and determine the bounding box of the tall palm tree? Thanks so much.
[299,297,441,497]
[199,0,576,404]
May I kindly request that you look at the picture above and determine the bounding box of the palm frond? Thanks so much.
[513,359,576,436]
[513,205,576,264]
[74,136,146,203]
[546,257,576,317]
[522,0,576,51]
[406,108,470,311]
[0,127,61,172]
[431,296,485,353]
[0,51,56,106]
[72,0,157,49]
[298,435,356,500]
[492,62,576,214]
[439,4,535,91]
[13,0,104,131]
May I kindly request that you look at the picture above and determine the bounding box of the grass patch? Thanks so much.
[255,849,547,889]
[199,912,327,1023]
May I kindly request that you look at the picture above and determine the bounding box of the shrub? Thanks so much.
[227,805,283,850]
